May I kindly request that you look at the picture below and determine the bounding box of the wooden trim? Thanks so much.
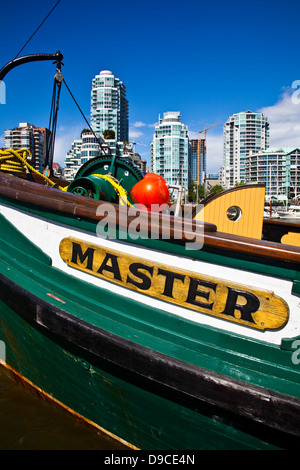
[200,183,266,207]
[0,173,300,263]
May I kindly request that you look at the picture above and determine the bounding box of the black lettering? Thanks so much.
[157,268,185,298]
[98,253,122,281]
[186,278,217,310]
[127,263,153,290]
[221,287,259,323]
[71,242,95,270]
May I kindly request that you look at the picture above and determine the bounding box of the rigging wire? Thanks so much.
[62,78,108,154]
[11,0,109,165]
[46,72,63,170]
[14,0,62,59]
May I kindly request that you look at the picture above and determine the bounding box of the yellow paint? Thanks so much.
[194,185,266,239]
[281,232,300,247]
[59,236,289,331]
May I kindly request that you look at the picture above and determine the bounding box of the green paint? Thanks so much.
[0,299,280,449]
[0,200,299,449]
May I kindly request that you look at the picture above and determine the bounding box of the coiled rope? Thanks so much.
[0,148,66,189]
[92,173,132,206]
[0,150,131,202]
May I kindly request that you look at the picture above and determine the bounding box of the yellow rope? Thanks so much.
[92,173,132,206]
[0,151,131,201]
[0,148,66,189]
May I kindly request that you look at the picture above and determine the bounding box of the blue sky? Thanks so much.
[1,0,300,173]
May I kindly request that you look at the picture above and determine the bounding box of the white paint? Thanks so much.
[0,203,299,345]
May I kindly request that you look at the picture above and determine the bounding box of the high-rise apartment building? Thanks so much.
[221,111,269,189]
[64,130,123,181]
[150,112,190,189]
[189,138,206,185]
[4,122,51,172]
[90,70,129,142]
[63,131,145,181]
[245,147,300,199]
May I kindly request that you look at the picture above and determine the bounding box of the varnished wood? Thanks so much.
[1,173,300,263]
[60,236,289,331]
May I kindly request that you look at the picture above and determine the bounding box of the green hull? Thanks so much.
[0,282,285,450]
[0,175,299,449]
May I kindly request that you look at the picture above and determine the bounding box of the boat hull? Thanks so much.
[1,272,299,450]
[0,174,300,449]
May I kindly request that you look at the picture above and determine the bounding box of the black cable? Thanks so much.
[14,0,62,59]
[46,78,62,171]
[62,78,108,154]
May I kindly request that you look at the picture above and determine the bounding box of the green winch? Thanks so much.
[67,155,143,205]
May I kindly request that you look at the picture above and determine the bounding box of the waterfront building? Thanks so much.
[63,131,144,181]
[150,112,190,189]
[63,137,84,181]
[90,70,129,142]
[204,173,220,194]
[189,138,206,185]
[221,111,269,189]
[123,143,147,173]
[4,122,51,172]
[245,147,300,200]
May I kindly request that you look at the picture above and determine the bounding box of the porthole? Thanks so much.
[227,205,242,222]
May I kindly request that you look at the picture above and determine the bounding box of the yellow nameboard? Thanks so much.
[59,237,289,331]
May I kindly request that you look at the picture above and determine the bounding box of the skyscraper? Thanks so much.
[4,122,51,172]
[221,110,269,189]
[189,138,206,185]
[90,70,129,142]
[150,112,190,189]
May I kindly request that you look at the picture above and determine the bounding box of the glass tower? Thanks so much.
[190,139,206,185]
[221,110,269,189]
[150,112,190,189]
[90,70,129,142]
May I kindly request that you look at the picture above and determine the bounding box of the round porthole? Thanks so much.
[227,205,242,221]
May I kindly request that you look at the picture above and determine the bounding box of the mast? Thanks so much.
[0,51,63,81]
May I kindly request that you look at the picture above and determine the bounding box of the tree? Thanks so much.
[188,182,205,202]
[103,129,115,140]
[208,184,224,195]
[80,128,90,137]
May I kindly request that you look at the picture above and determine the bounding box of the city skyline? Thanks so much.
[0,0,300,174]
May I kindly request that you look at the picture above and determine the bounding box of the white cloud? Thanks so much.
[129,129,144,139]
[188,130,223,174]
[206,133,223,173]
[259,89,300,149]
[53,124,82,166]
[133,121,146,127]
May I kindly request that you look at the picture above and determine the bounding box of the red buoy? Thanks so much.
[130,175,169,211]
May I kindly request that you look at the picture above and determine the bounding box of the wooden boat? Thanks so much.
[278,205,300,219]
[0,53,300,451]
